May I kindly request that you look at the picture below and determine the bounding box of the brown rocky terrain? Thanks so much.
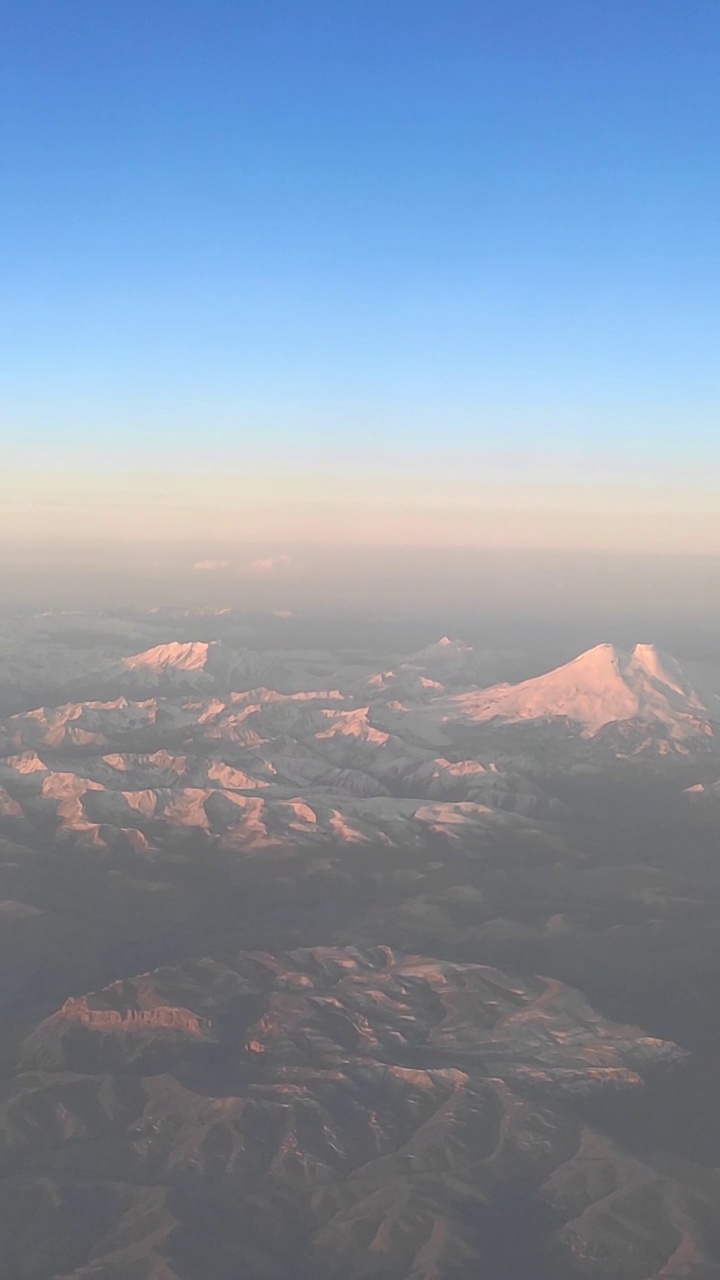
[4,946,714,1280]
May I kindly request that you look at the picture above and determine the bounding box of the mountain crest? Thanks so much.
[122,641,214,673]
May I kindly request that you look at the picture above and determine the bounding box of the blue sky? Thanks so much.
[2,0,719,545]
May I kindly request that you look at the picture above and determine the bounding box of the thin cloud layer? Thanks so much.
[191,556,292,575]
[249,555,291,575]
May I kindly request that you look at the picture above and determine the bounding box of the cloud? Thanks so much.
[193,559,231,572]
[248,554,291,575]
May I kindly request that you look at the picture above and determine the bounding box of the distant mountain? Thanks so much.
[122,640,214,672]
[450,642,720,742]
[408,635,475,660]
[401,635,520,688]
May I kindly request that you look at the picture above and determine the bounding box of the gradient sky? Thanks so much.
[3,0,719,552]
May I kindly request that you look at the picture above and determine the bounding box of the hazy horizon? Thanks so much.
[3,541,720,661]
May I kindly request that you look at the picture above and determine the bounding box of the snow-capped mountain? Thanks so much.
[449,642,720,742]
[399,636,528,688]
[408,636,474,661]
[122,641,214,673]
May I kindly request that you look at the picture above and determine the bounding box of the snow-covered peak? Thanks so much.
[408,637,474,663]
[432,636,472,653]
[449,642,715,740]
[122,641,213,673]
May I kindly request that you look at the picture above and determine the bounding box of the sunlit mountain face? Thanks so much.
[3,606,720,1280]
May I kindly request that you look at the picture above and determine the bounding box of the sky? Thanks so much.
[2,0,719,560]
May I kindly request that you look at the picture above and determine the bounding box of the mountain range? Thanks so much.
[2,609,720,1279]
[0,636,718,857]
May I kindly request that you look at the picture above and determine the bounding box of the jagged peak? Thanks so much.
[567,642,624,668]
